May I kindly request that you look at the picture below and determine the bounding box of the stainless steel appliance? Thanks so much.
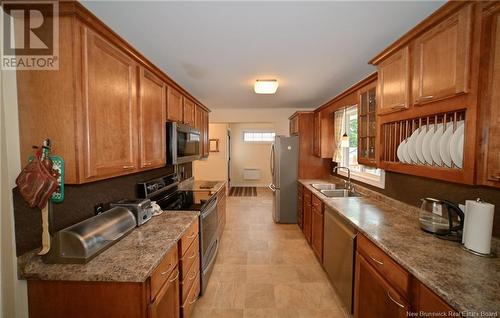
[419,197,464,241]
[43,207,136,264]
[137,174,218,295]
[323,206,357,313]
[269,135,299,223]
[166,122,201,164]
[110,198,153,227]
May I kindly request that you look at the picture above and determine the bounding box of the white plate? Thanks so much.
[397,139,407,163]
[402,139,412,164]
[449,121,464,168]
[407,128,420,164]
[422,127,435,165]
[439,122,454,168]
[430,123,444,166]
[415,125,427,164]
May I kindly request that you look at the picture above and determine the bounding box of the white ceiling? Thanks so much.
[81,1,444,109]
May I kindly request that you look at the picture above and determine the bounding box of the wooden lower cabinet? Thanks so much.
[150,267,180,318]
[354,252,410,318]
[302,189,312,243]
[311,195,324,262]
[178,219,200,318]
[412,280,457,317]
[218,185,227,235]
[297,184,303,230]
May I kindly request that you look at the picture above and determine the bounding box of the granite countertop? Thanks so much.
[18,211,198,283]
[299,179,500,314]
[179,178,226,193]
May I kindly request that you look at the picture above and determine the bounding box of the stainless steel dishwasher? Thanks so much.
[323,206,357,313]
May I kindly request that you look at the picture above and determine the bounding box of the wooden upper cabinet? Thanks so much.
[482,6,500,187]
[81,27,139,181]
[202,110,210,157]
[313,111,321,157]
[413,5,472,105]
[167,86,183,122]
[358,83,377,166]
[183,98,196,127]
[377,47,410,115]
[139,68,166,169]
[195,105,204,154]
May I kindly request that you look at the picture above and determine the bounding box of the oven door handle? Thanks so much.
[201,198,218,218]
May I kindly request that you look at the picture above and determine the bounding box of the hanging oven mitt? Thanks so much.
[15,149,58,209]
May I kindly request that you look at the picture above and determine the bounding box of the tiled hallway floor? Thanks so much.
[192,188,349,318]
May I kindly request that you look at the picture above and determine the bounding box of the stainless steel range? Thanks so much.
[137,173,218,295]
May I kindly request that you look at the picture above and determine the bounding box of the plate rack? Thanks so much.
[380,110,466,169]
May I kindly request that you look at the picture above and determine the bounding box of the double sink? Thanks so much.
[310,183,361,198]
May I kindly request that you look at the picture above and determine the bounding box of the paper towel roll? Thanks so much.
[464,200,495,255]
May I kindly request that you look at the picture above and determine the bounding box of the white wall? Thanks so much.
[0,20,29,317]
[228,122,276,187]
[193,123,229,181]
[210,107,309,136]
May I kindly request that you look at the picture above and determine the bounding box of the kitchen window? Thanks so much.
[334,106,385,188]
[243,131,275,143]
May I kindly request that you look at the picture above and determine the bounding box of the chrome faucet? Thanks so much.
[333,166,354,192]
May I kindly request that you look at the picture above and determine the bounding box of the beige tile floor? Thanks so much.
[192,188,350,318]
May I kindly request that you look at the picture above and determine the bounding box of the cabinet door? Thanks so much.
[354,253,410,318]
[290,116,299,135]
[413,5,472,105]
[82,27,138,180]
[183,98,195,127]
[485,11,500,185]
[416,281,456,316]
[302,191,312,243]
[202,110,210,157]
[149,268,180,318]
[313,112,321,157]
[167,86,183,122]
[195,105,204,154]
[377,47,410,115]
[297,187,303,230]
[139,68,166,169]
[358,84,377,166]
[311,207,324,261]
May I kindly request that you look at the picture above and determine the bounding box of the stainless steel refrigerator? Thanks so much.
[269,135,298,223]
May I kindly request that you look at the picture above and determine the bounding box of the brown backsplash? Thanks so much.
[333,169,500,238]
[12,164,195,256]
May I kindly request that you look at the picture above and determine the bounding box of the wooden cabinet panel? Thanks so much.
[181,272,200,318]
[483,9,500,186]
[139,68,166,169]
[357,235,410,297]
[302,189,312,243]
[413,5,472,105]
[358,83,377,166]
[149,268,180,318]
[311,205,324,262]
[377,47,410,115]
[179,219,199,257]
[202,110,210,157]
[183,98,196,127]
[413,281,456,316]
[297,185,303,229]
[167,86,183,122]
[82,27,139,181]
[354,253,409,318]
[290,115,299,135]
[313,111,321,157]
[150,244,178,301]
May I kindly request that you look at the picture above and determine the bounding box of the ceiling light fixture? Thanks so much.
[254,79,279,94]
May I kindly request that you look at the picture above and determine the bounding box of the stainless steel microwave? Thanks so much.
[166,122,201,164]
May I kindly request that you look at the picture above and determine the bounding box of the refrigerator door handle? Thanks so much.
[269,144,275,177]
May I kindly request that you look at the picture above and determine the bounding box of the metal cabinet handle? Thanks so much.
[143,162,152,167]
[160,262,173,276]
[122,165,135,169]
[490,174,500,180]
[369,255,384,265]
[168,269,179,283]
[390,104,406,110]
[419,95,434,100]
[187,232,196,239]
[188,295,198,305]
[387,291,405,308]
[187,251,197,259]
[187,271,196,281]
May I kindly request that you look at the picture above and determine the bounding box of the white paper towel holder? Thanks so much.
[461,245,496,258]
[461,198,496,258]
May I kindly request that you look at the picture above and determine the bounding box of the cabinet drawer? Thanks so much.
[312,195,323,210]
[180,235,199,280]
[303,190,312,202]
[181,272,200,318]
[357,234,410,297]
[150,244,178,301]
[179,219,199,257]
[181,256,200,304]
